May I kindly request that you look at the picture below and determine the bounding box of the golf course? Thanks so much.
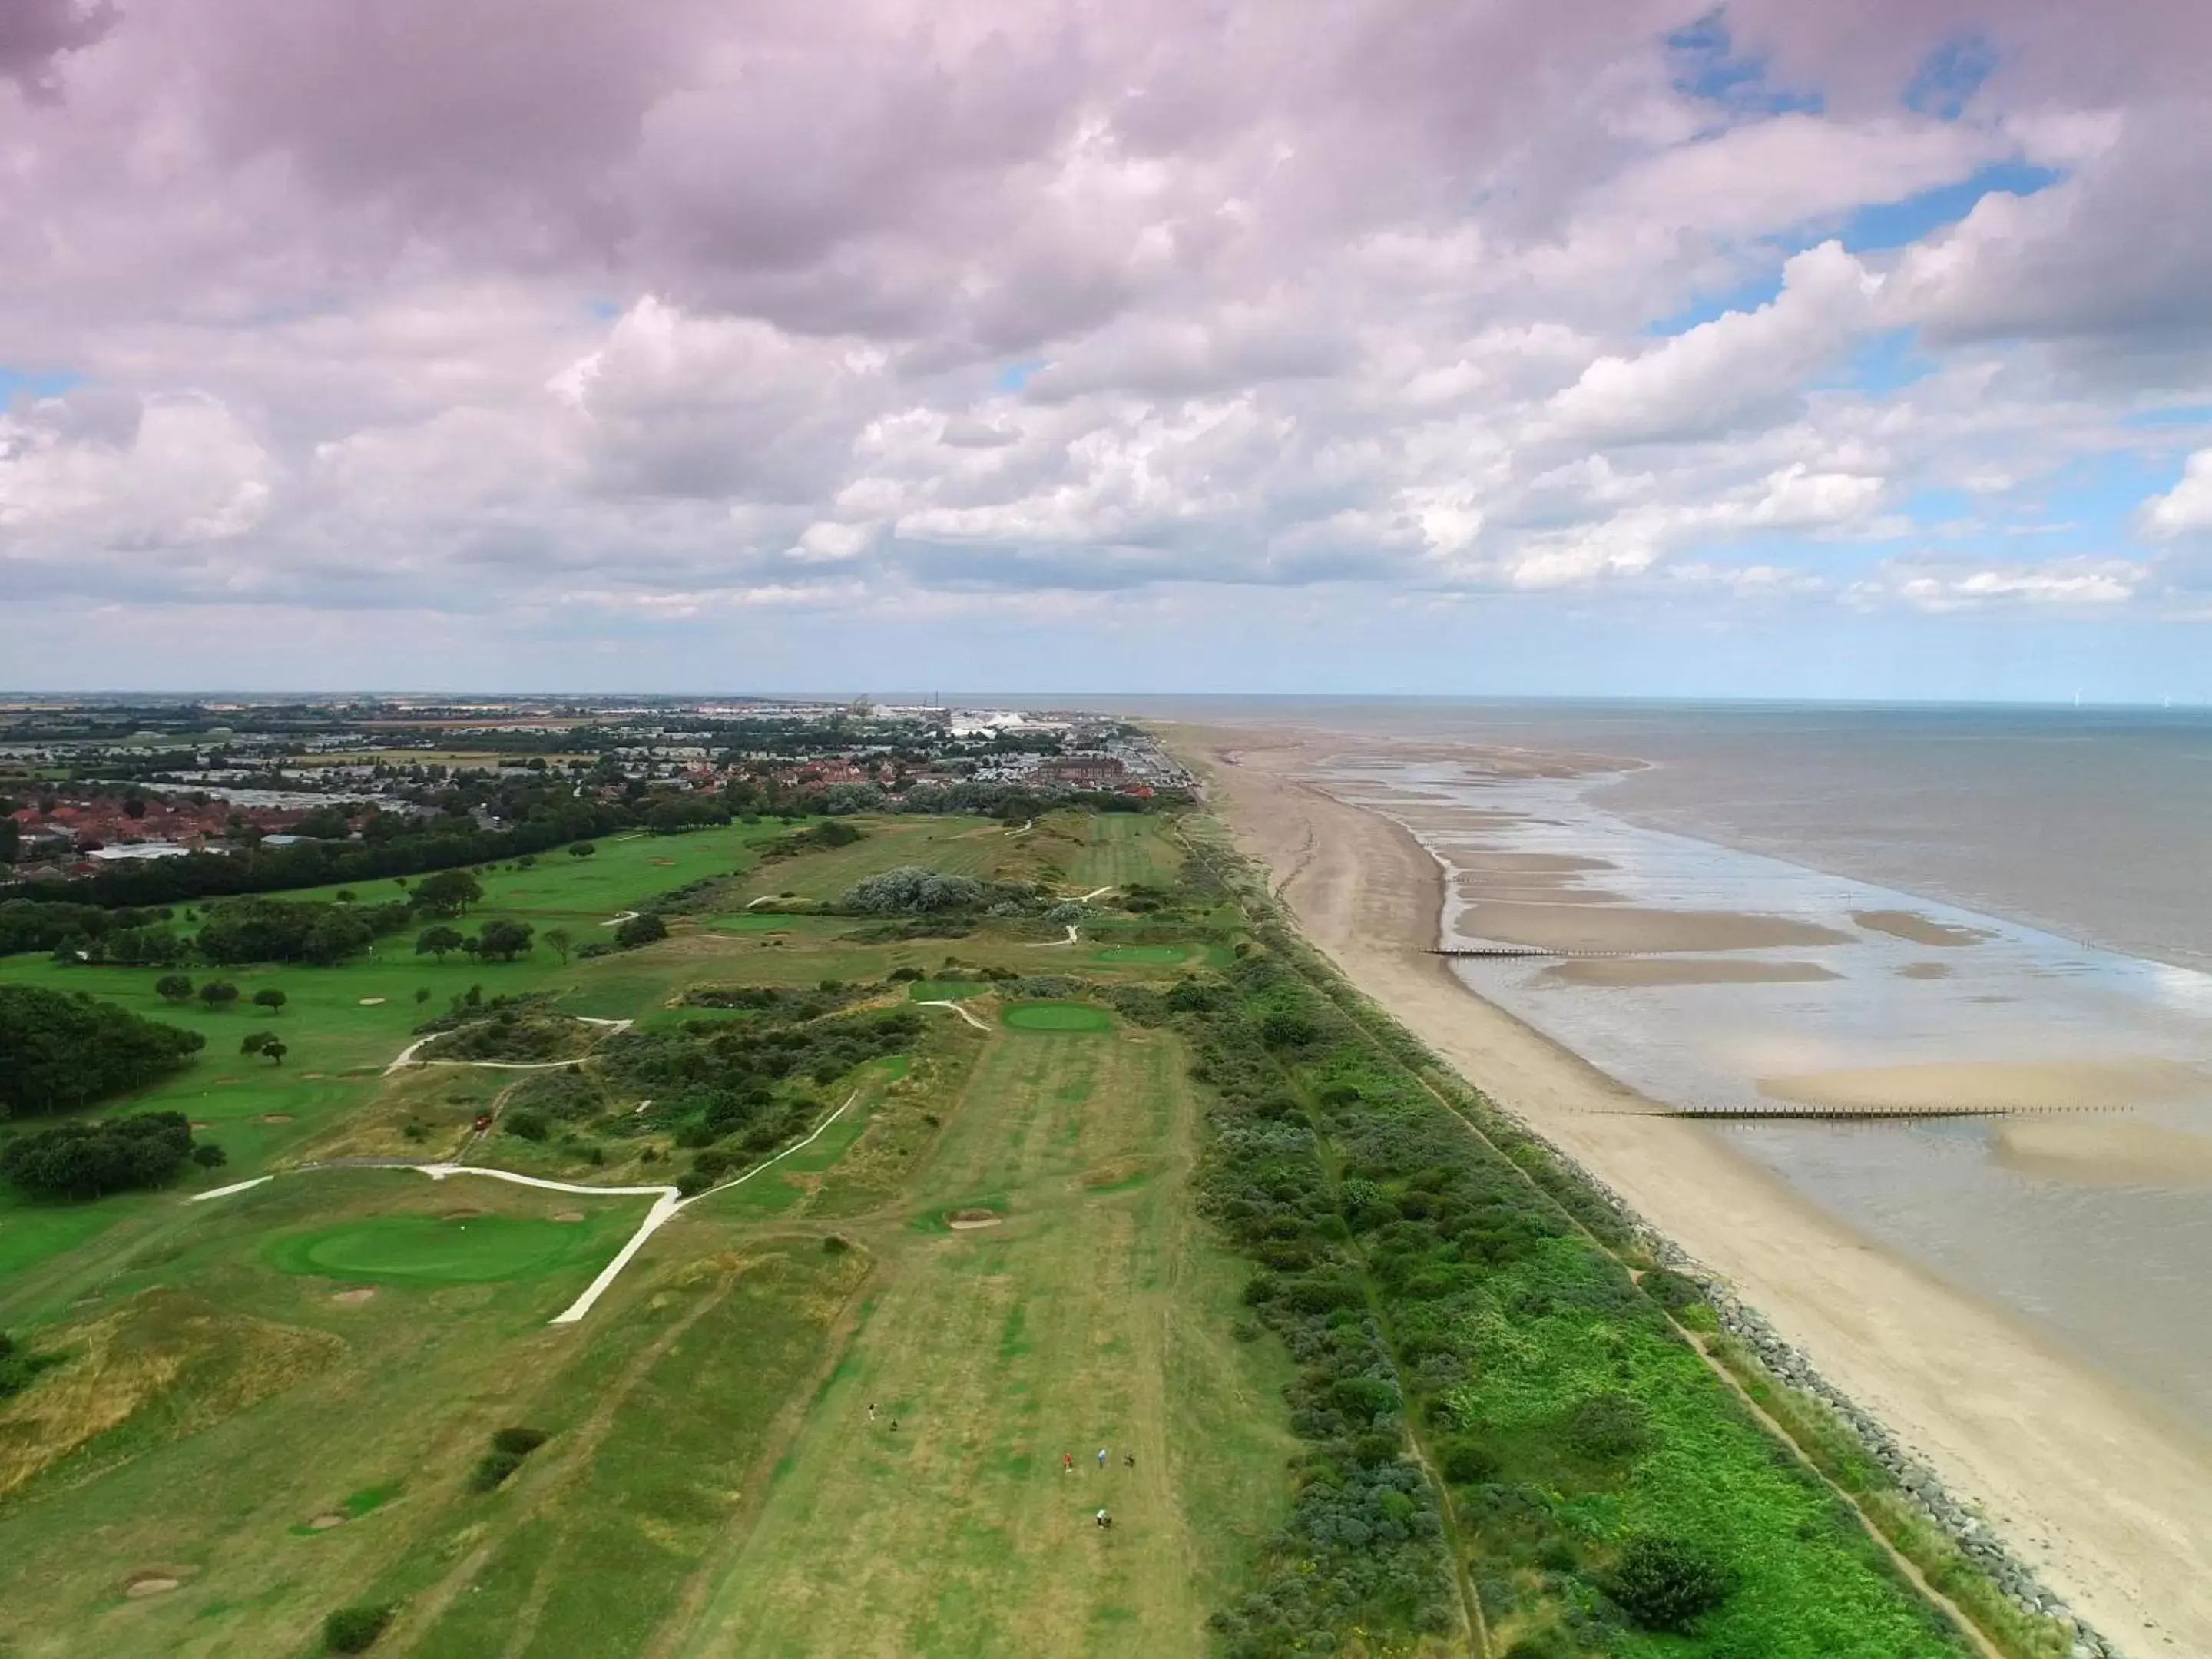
[0,806,2019,1656]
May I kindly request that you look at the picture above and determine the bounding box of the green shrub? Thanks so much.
[468,1450,525,1492]
[1438,1439,1498,1485]
[1639,1267,1707,1310]
[502,1109,549,1142]
[614,910,669,949]
[1565,1390,1655,1461]
[1606,1533,1733,1632]
[491,1426,549,1457]
[322,1602,396,1652]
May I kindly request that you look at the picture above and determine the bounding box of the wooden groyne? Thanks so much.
[1427,945,1636,960]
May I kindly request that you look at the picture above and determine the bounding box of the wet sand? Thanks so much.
[1996,1121,2212,1187]
[1169,721,2212,1653]
[1759,1057,2210,1115]
[1545,958,1842,988]
[1853,910,1995,948]
[1455,900,1857,953]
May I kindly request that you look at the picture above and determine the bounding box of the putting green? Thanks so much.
[1000,1001,1112,1033]
[1092,944,1190,964]
[267,1214,612,1285]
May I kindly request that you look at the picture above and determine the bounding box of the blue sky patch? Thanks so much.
[1839,161,2060,252]
[995,358,1044,393]
[1905,33,1997,120]
[1665,11,1822,118]
[0,366,84,406]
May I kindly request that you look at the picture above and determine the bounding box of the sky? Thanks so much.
[4,1,2212,700]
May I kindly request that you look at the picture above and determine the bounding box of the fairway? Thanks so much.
[1092,943,1190,964]
[670,1025,1294,1658]
[267,1212,621,1284]
[1001,1001,1114,1032]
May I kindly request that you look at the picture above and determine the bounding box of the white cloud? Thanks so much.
[2141,449,2212,537]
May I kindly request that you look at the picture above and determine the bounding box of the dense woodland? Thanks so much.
[0,986,206,1120]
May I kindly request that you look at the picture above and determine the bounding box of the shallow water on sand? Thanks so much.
[1319,755,2212,1435]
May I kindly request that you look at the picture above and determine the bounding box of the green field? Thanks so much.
[267,1212,629,1285]
[1092,943,1190,964]
[0,805,2005,1657]
[1001,1000,1114,1033]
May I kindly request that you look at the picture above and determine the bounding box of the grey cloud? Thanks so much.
[0,0,114,103]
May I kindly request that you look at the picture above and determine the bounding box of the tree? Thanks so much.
[0,1111,196,1199]
[0,988,205,1119]
[198,980,240,1011]
[542,926,574,965]
[241,1031,273,1057]
[567,840,597,859]
[263,1038,288,1065]
[413,987,432,1005]
[253,987,288,1015]
[474,919,535,962]
[416,926,465,962]
[122,794,147,820]
[411,869,485,919]
[190,1141,228,1170]
[614,910,668,949]
[155,973,194,1002]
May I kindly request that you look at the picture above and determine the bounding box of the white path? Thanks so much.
[384,1016,631,1075]
[549,1088,859,1323]
[189,1175,275,1203]
[180,1089,864,1327]
[918,998,991,1031]
[598,909,641,927]
[1025,924,1083,948]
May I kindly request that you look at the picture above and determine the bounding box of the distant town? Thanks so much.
[0,697,1193,889]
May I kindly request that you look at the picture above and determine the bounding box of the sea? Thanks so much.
[1084,698,2212,1436]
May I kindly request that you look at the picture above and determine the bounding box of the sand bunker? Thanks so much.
[260,1112,294,1123]
[1758,1057,2210,1114]
[1852,910,1992,948]
[946,1209,1002,1230]
[1898,962,1954,981]
[442,1208,487,1220]
[123,1569,187,1597]
[551,1210,586,1224]
[1454,903,1854,954]
[358,996,387,1006]
[307,1512,347,1530]
[1995,1121,2212,1187]
[1545,959,1842,988]
[331,1287,377,1304]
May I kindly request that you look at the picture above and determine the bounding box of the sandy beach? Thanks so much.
[1170,722,2212,1654]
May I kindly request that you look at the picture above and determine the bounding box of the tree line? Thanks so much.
[0,985,206,1119]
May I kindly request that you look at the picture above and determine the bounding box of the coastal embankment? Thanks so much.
[1168,722,2212,1657]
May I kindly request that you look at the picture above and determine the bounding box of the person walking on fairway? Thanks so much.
[868,1402,876,1423]
[1097,1447,1108,1469]
[1095,1508,1112,1530]
[1063,1450,1074,1474]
